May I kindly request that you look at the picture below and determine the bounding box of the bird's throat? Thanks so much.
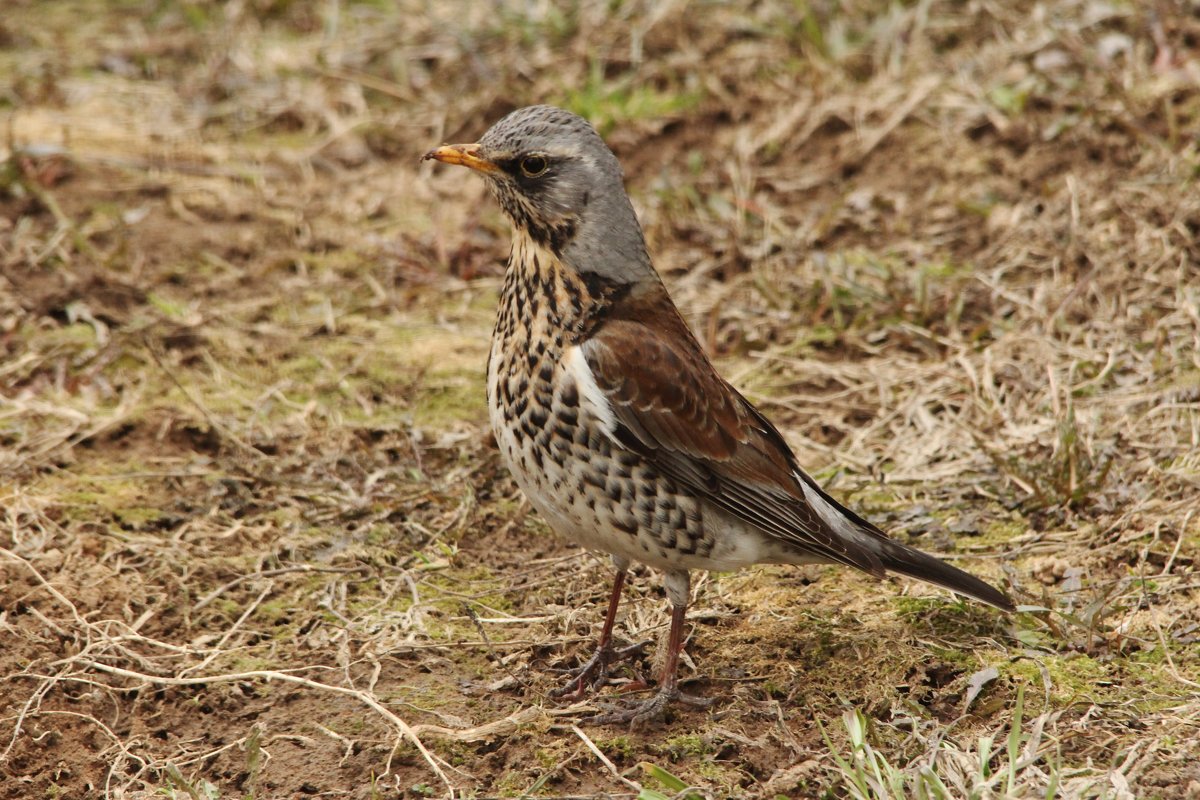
[494,232,610,348]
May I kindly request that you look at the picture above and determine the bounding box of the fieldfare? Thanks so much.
[425,105,1013,726]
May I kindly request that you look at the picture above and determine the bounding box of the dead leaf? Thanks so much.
[964,666,999,711]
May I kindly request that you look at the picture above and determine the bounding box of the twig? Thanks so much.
[180,581,274,677]
[75,661,455,796]
[145,343,269,459]
[193,565,368,611]
[461,603,528,691]
[1161,510,1192,577]
[1150,615,1200,691]
[570,724,643,793]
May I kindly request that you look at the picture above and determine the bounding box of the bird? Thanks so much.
[424,105,1013,726]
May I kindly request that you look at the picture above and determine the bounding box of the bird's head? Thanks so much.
[424,105,655,288]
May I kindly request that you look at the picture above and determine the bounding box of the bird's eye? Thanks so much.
[520,155,549,177]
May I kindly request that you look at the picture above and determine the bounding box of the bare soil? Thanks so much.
[2,1,1198,798]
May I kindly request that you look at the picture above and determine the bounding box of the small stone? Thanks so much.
[1032,556,1071,585]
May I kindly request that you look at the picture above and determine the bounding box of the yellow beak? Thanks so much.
[422,144,500,174]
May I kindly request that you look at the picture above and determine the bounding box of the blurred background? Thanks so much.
[2,1,1198,798]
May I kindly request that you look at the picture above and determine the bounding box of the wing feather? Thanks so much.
[581,310,884,576]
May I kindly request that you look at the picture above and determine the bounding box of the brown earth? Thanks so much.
[2,1,1199,798]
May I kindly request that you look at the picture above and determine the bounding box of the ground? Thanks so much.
[2,1,1199,798]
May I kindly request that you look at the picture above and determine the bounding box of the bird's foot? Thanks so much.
[585,685,714,728]
[549,639,650,700]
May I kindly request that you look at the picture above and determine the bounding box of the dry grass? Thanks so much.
[2,0,1198,798]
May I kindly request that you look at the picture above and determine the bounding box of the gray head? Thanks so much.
[424,105,654,287]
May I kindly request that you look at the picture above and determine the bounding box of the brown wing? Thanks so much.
[581,297,885,576]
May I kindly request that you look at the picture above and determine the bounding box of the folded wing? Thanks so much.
[580,307,887,576]
[577,292,1014,612]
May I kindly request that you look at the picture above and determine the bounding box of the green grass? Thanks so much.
[823,688,1064,800]
[560,60,703,136]
[4,0,1197,797]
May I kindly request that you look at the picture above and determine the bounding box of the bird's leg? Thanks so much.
[587,570,713,727]
[551,564,648,699]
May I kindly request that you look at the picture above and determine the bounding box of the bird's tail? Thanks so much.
[790,467,1014,612]
[871,535,1015,612]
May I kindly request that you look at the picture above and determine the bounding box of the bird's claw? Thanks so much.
[549,639,651,700]
[585,685,714,728]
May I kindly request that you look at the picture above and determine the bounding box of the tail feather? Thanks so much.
[873,536,1015,612]
[790,469,1014,612]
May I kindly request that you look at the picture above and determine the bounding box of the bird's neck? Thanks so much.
[494,230,630,351]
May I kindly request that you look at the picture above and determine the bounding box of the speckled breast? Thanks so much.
[485,235,717,571]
